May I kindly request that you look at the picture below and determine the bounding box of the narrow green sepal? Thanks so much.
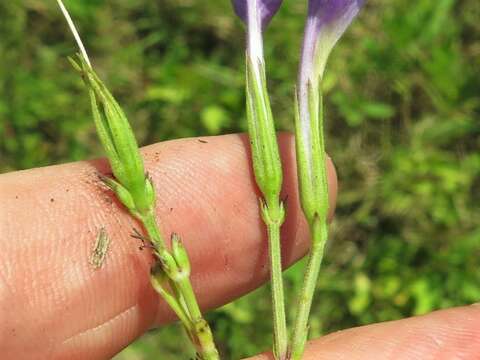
[67,56,82,72]
[260,198,285,226]
[99,175,139,217]
[143,176,156,210]
[171,233,191,276]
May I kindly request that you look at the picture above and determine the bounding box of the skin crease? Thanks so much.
[1,133,479,360]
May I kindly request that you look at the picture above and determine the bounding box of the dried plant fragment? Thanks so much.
[89,227,110,269]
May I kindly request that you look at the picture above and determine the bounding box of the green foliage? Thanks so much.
[1,0,479,359]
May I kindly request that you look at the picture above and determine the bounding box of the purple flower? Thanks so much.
[231,0,284,62]
[300,0,364,83]
[232,0,283,29]
[309,0,363,24]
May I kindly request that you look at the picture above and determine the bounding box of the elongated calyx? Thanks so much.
[232,0,283,28]
[70,56,155,219]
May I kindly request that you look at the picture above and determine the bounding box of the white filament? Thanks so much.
[56,0,92,67]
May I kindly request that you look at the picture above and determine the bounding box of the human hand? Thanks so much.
[0,133,335,359]
[2,133,477,360]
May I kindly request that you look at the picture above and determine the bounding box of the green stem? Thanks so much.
[141,212,219,360]
[169,278,190,319]
[177,278,219,360]
[266,218,288,360]
[150,269,192,330]
[290,217,328,360]
[141,211,166,251]
[176,275,203,321]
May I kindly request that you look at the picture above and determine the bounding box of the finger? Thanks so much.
[248,305,480,359]
[0,133,337,360]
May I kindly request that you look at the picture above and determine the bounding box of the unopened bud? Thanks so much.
[171,233,191,276]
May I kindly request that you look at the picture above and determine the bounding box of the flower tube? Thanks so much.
[291,1,363,359]
[231,2,288,359]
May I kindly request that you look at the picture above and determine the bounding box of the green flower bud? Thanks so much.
[157,250,180,281]
[70,55,155,218]
[171,233,191,277]
[144,176,157,211]
[100,175,138,217]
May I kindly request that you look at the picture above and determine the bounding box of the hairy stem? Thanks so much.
[150,267,192,329]
[290,217,328,360]
[266,215,288,360]
[141,212,220,360]
[177,278,219,360]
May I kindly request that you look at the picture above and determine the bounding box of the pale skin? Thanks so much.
[1,133,479,360]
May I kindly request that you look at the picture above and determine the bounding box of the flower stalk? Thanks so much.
[290,1,363,359]
[232,1,287,359]
[57,1,219,358]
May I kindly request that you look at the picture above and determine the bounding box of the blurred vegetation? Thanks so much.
[1,0,480,359]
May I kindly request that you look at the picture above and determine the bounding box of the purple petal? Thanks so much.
[232,0,283,28]
[300,0,364,81]
[308,0,364,35]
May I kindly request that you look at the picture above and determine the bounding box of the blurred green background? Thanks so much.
[1,0,479,359]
